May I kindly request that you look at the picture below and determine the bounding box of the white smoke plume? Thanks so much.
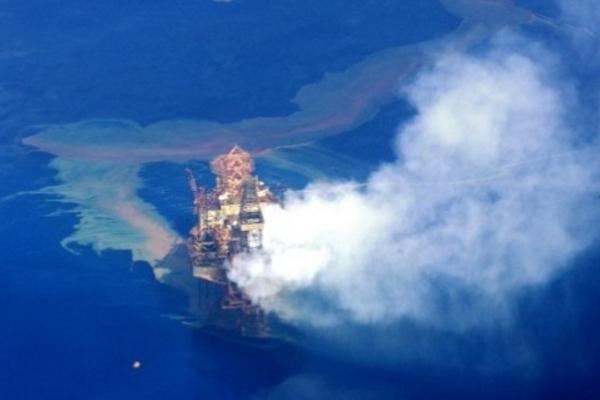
[229,40,600,329]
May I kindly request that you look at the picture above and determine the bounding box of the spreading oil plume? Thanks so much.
[230,40,600,329]
[20,0,545,281]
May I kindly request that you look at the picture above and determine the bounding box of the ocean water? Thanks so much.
[0,1,459,398]
[0,0,458,126]
[2,0,600,399]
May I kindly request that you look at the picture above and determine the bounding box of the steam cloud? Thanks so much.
[230,38,599,329]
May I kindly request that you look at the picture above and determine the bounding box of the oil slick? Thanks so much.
[21,0,552,282]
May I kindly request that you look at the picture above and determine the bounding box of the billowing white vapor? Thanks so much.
[229,44,599,329]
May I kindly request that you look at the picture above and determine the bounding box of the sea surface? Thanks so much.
[1,1,600,399]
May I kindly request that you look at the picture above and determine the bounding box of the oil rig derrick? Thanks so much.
[186,146,274,335]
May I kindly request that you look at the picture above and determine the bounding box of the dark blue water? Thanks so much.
[0,0,458,128]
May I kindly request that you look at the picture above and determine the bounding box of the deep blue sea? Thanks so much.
[1,0,600,399]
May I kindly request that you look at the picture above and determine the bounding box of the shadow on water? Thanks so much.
[189,329,304,398]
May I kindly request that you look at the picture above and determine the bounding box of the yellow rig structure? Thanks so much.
[185,146,274,334]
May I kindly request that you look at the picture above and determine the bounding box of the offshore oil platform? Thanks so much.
[185,146,275,338]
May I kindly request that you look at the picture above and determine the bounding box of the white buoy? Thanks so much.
[132,360,142,369]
